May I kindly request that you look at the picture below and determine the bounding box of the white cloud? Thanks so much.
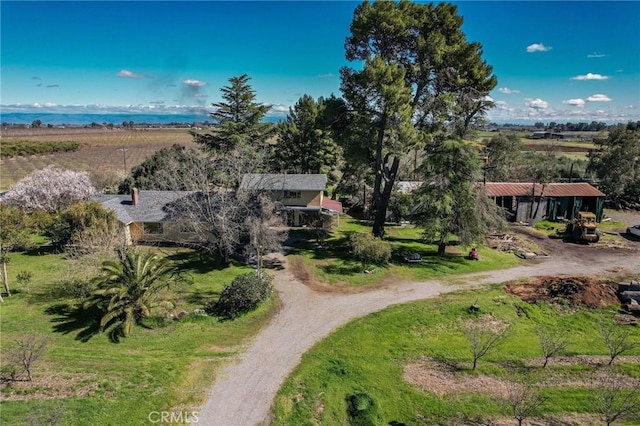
[317,73,334,78]
[498,87,520,94]
[525,98,548,109]
[587,52,605,58]
[586,94,612,102]
[269,104,290,115]
[116,69,149,79]
[526,43,551,53]
[563,98,586,108]
[482,95,493,102]
[570,73,609,81]
[183,79,207,87]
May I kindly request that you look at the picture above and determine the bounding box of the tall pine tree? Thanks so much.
[193,74,274,152]
[272,94,342,176]
[341,0,497,237]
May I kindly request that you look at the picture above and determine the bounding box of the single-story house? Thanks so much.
[484,182,605,223]
[240,173,342,226]
[93,189,199,245]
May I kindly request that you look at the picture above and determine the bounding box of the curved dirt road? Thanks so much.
[198,243,640,426]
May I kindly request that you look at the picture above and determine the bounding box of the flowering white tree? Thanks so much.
[3,167,96,213]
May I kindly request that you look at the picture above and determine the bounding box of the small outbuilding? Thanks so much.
[484,182,606,223]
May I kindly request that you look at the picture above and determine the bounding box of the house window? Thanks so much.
[284,190,301,199]
[143,222,163,235]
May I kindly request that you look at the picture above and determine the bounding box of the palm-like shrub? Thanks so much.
[92,250,176,339]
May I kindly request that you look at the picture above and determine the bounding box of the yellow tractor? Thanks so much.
[565,211,601,243]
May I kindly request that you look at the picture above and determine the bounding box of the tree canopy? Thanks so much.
[193,74,274,152]
[272,94,343,177]
[118,144,209,193]
[3,167,96,213]
[588,125,639,203]
[341,0,497,237]
[413,139,504,255]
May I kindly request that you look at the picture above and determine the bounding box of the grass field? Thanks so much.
[0,128,195,189]
[287,217,522,288]
[0,245,274,425]
[272,284,640,425]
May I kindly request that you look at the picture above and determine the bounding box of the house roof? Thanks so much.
[484,182,605,198]
[321,198,343,213]
[93,190,194,225]
[240,174,327,191]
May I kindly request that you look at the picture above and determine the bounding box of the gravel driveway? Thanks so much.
[198,240,640,426]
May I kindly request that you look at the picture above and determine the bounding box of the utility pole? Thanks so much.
[119,148,128,175]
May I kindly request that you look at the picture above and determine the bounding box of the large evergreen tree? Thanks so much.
[341,0,497,237]
[118,144,209,193]
[413,140,504,255]
[272,94,342,176]
[193,74,274,152]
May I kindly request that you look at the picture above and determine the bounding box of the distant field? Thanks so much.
[475,130,601,159]
[0,127,603,190]
[0,128,196,189]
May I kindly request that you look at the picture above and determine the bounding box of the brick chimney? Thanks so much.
[132,188,139,206]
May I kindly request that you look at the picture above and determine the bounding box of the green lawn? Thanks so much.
[0,245,274,425]
[272,285,640,425]
[287,217,521,287]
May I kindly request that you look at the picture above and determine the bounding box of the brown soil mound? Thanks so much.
[505,276,620,308]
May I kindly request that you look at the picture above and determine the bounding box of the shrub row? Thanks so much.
[1,140,80,157]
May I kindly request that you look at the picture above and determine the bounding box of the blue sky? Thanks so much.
[1,1,639,124]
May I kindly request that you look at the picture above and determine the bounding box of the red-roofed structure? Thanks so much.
[484,182,606,223]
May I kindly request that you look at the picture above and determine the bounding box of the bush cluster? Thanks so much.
[45,201,120,254]
[206,273,272,319]
[1,140,80,157]
[349,232,392,267]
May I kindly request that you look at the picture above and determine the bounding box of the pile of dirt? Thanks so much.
[505,276,620,308]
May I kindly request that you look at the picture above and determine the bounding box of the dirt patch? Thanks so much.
[0,370,102,401]
[404,356,640,407]
[505,276,620,308]
[404,358,512,399]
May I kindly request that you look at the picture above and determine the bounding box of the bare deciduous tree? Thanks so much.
[245,195,287,278]
[462,315,509,370]
[7,335,48,381]
[593,369,640,426]
[600,320,638,365]
[155,145,287,265]
[537,324,569,368]
[506,381,546,426]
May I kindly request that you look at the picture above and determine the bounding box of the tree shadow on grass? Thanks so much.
[45,302,102,343]
[185,289,222,306]
[164,250,229,274]
[21,244,58,256]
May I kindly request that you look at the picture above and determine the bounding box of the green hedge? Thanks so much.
[1,140,80,157]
